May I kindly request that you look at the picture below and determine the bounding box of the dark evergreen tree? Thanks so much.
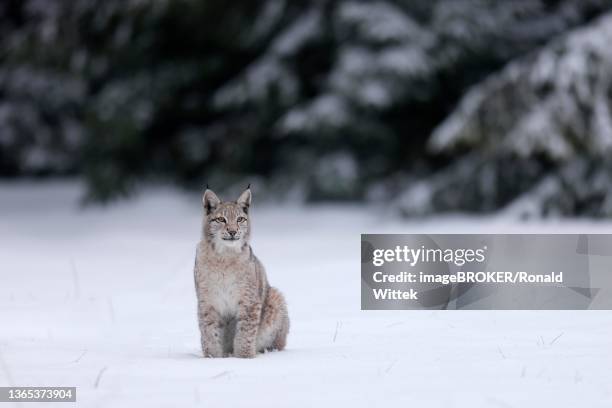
[402,12,612,217]
[1,0,611,214]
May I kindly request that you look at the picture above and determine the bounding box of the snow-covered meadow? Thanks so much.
[0,181,611,407]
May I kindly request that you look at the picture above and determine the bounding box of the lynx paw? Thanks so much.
[202,346,224,358]
[234,346,256,359]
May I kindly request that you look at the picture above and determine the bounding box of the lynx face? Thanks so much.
[203,188,251,250]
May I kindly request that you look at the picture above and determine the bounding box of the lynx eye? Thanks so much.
[214,217,226,223]
[237,217,247,223]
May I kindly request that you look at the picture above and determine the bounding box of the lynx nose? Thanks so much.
[228,230,237,237]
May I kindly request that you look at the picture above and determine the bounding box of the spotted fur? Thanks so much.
[194,187,289,358]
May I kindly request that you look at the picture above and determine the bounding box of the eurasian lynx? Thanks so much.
[194,186,289,358]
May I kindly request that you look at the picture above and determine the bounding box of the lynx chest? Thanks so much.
[198,260,249,318]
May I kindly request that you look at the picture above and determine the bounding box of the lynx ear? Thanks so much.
[237,186,251,213]
[203,189,221,215]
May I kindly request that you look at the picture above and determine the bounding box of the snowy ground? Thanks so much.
[0,181,611,408]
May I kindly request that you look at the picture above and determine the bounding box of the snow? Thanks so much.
[397,181,434,216]
[326,42,432,110]
[337,2,432,43]
[212,57,299,109]
[280,93,350,132]
[0,181,611,407]
[271,8,321,57]
[429,12,612,160]
[249,1,286,44]
[213,5,322,111]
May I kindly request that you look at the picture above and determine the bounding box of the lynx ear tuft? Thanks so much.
[203,189,220,215]
[246,183,251,190]
[237,188,251,213]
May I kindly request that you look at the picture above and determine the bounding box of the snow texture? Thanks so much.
[0,181,611,407]
[276,0,604,134]
[401,12,612,218]
[429,12,612,159]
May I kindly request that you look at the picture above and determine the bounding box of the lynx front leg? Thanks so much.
[233,301,262,358]
[198,303,224,358]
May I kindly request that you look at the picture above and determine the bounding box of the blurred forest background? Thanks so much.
[2,0,612,217]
